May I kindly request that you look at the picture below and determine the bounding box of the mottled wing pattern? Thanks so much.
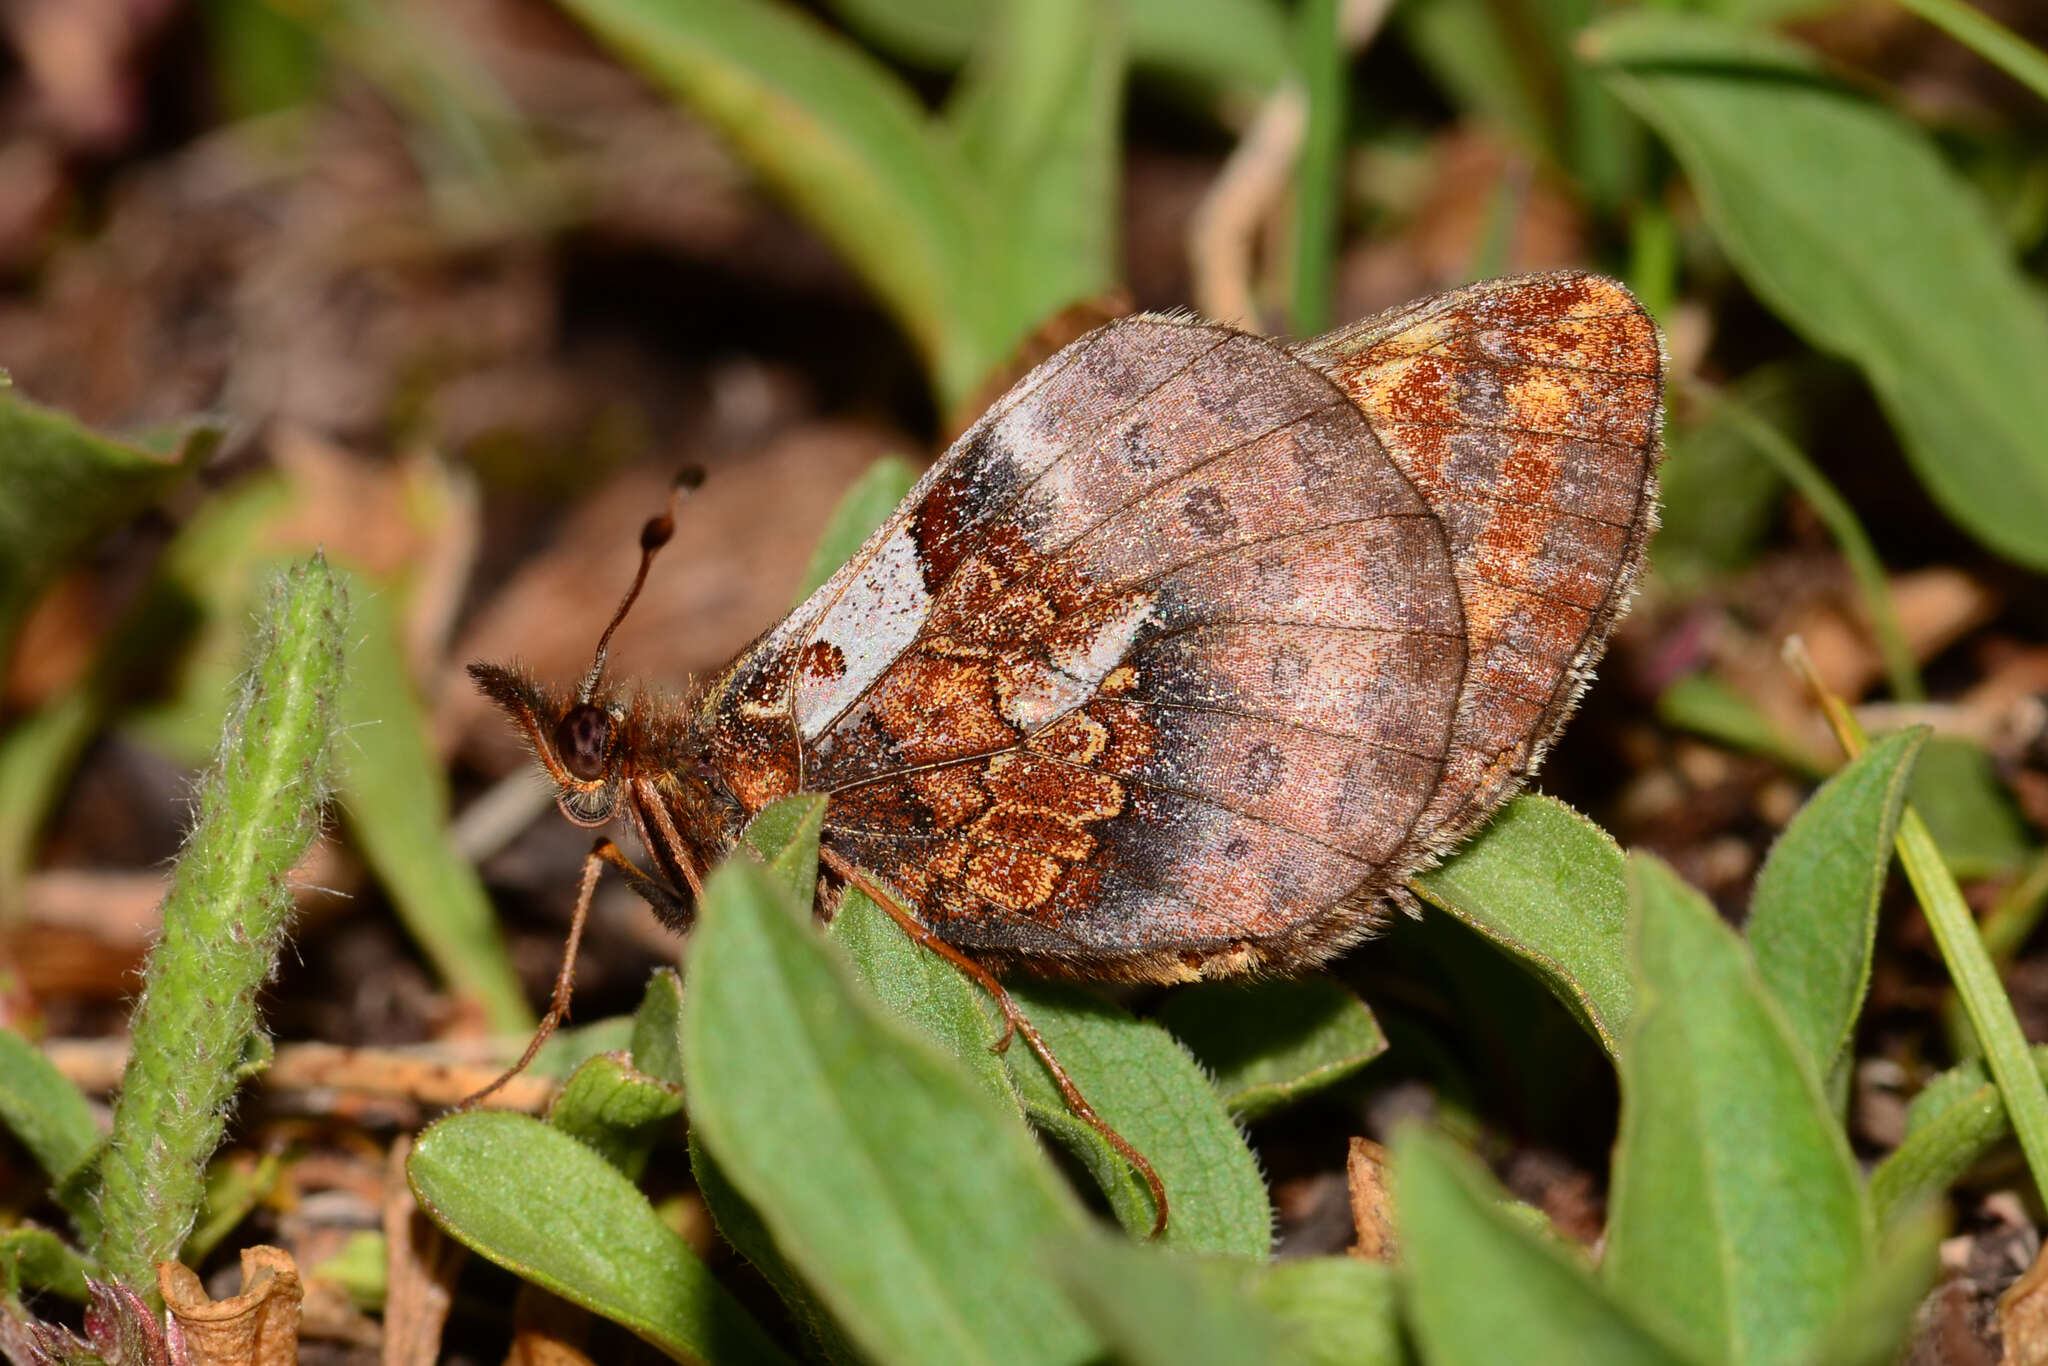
[700,272,1662,983]
[1300,272,1664,851]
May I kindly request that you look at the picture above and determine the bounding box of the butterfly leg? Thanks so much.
[456,836,613,1109]
[819,847,1171,1237]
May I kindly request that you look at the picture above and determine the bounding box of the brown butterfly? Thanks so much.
[471,271,1666,1225]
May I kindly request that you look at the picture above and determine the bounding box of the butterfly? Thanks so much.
[470,270,1665,1221]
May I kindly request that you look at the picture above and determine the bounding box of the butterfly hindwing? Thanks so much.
[1301,272,1664,850]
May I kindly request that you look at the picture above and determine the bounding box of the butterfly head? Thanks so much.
[467,663,630,826]
[470,467,706,829]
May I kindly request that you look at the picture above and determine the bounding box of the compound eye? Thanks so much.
[553,705,613,782]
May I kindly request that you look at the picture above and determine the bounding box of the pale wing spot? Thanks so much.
[793,524,932,741]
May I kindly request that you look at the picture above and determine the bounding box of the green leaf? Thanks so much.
[0,1028,101,1229]
[1394,1127,1696,1366]
[1412,795,1632,1057]
[1606,854,1871,1366]
[1156,976,1387,1120]
[0,1227,93,1303]
[0,388,213,660]
[828,885,1268,1253]
[682,855,1098,1366]
[821,0,1290,98]
[629,967,687,1089]
[1808,1204,1944,1366]
[797,455,919,602]
[1585,12,2048,570]
[556,0,982,404]
[1870,1047,2048,1232]
[1747,727,1924,1084]
[944,0,1122,360]
[689,1132,866,1366]
[1909,735,2033,880]
[1247,1258,1404,1366]
[546,1052,684,1181]
[1049,1236,1308,1366]
[409,1111,790,1365]
[739,793,828,902]
[827,885,1019,1110]
[1655,671,1831,779]
[334,570,530,1034]
[1007,981,1271,1258]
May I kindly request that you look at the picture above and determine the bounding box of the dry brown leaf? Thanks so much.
[158,1245,303,1366]
[442,424,897,769]
[382,1135,464,1366]
[503,1285,598,1366]
[1347,1136,1397,1263]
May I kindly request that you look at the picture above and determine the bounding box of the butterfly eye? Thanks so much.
[553,705,613,783]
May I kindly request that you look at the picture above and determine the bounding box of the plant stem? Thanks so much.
[94,556,347,1300]
[1891,0,2048,107]
[1288,0,1343,337]
[1704,386,1924,701]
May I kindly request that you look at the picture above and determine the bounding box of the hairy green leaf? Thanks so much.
[1007,981,1271,1257]
[409,1111,789,1365]
[1747,727,1924,1083]
[1607,854,1871,1366]
[1412,795,1632,1056]
[547,1052,684,1180]
[1395,1127,1695,1366]
[683,855,1098,1366]
[1157,976,1386,1120]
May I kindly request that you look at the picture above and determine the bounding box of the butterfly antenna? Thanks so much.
[577,466,706,704]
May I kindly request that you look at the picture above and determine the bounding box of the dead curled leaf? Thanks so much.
[157,1245,302,1366]
[1999,1235,2048,1365]
[382,1134,465,1366]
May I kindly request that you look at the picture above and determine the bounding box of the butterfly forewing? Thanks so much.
[701,271,1663,983]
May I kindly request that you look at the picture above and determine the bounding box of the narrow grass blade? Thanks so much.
[1696,388,1922,700]
[1288,0,1342,336]
[1795,652,2048,1216]
[1890,0,2048,106]
[335,571,531,1034]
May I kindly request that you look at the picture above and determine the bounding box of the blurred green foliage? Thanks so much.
[4,0,2048,1358]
